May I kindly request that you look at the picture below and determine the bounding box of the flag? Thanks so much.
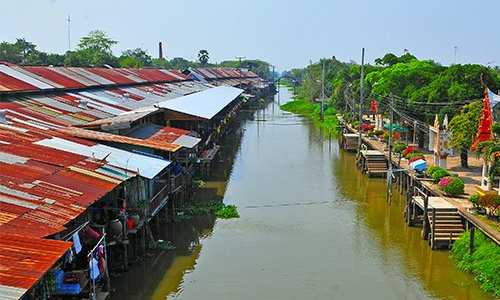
[243,98,247,103]
[217,126,221,134]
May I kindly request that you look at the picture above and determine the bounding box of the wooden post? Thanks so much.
[431,208,436,249]
[407,189,414,226]
[422,194,430,240]
[469,225,475,254]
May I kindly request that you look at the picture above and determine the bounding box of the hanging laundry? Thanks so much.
[89,258,100,280]
[72,232,82,254]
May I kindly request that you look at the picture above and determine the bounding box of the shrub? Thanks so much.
[477,194,500,215]
[406,153,425,160]
[438,176,465,196]
[469,194,480,206]
[426,165,443,177]
[382,132,389,142]
[403,147,419,157]
[393,143,407,154]
[432,169,451,182]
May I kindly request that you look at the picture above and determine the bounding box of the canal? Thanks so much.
[111,86,491,299]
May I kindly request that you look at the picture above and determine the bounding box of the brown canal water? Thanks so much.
[111,86,492,300]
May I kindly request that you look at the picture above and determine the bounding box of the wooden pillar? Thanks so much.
[422,194,430,240]
[469,225,475,254]
[407,189,414,226]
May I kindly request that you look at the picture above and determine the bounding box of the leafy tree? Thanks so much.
[119,48,152,68]
[65,30,119,67]
[448,101,483,167]
[198,49,209,66]
[14,38,36,60]
[0,41,23,64]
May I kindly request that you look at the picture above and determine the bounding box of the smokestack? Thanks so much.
[159,42,163,60]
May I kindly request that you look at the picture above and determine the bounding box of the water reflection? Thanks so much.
[111,86,491,300]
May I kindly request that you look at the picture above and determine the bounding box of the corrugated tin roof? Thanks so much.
[0,232,72,297]
[157,86,243,120]
[34,137,171,179]
[127,124,200,148]
[57,127,182,152]
[22,66,85,89]
[0,65,54,90]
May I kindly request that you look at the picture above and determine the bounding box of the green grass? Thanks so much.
[451,230,500,296]
[280,99,339,130]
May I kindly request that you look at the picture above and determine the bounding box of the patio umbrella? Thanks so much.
[383,123,406,131]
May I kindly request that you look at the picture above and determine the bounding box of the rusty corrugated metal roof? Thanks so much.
[0,232,73,297]
[57,126,181,152]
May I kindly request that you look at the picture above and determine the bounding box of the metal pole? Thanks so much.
[235,56,245,89]
[309,59,314,103]
[389,93,394,169]
[321,60,325,120]
[358,48,365,148]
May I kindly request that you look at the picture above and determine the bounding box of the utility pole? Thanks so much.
[309,59,314,103]
[358,48,365,148]
[320,60,325,120]
[235,56,245,89]
[387,93,394,203]
[67,14,71,51]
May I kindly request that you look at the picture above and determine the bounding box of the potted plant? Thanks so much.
[438,176,465,196]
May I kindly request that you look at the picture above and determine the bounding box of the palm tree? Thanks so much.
[198,49,209,66]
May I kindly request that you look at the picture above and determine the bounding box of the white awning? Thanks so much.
[34,137,171,179]
[157,86,243,119]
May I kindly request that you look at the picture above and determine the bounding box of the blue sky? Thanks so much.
[0,0,498,71]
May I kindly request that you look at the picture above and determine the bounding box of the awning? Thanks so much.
[0,233,73,299]
[34,137,171,179]
[157,86,243,120]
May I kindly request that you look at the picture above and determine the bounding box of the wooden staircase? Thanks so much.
[358,150,388,177]
[429,208,464,249]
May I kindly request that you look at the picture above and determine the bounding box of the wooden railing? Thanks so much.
[147,184,170,219]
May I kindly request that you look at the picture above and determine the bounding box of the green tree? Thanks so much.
[119,48,152,68]
[198,49,209,66]
[448,100,483,167]
[475,140,500,185]
[0,41,23,64]
[14,38,36,60]
[65,30,119,67]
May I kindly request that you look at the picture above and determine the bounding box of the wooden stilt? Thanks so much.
[422,194,430,240]
[469,225,475,254]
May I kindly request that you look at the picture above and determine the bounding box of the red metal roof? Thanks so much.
[0,232,72,292]
[0,72,38,92]
[23,66,85,88]
[87,68,136,84]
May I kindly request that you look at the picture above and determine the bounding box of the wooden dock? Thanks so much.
[411,196,464,249]
[357,150,388,177]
